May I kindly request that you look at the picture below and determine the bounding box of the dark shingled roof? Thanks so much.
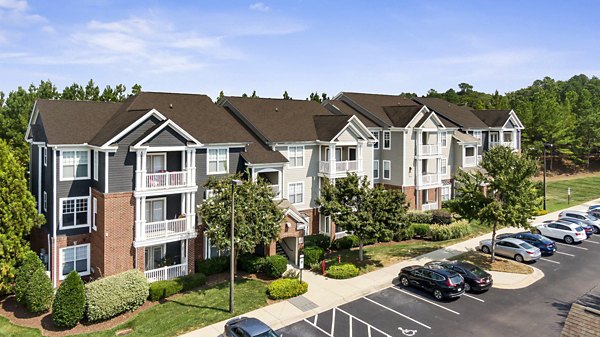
[383,105,423,127]
[240,142,288,164]
[413,97,488,128]
[313,115,352,141]
[223,97,333,142]
[33,99,121,145]
[471,109,511,127]
[325,100,379,128]
[341,92,422,127]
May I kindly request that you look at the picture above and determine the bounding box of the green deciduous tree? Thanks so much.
[317,173,408,261]
[198,174,283,270]
[446,146,539,262]
[283,91,291,100]
[0,140,45,294]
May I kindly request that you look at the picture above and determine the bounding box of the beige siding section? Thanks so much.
[278,144,319,211]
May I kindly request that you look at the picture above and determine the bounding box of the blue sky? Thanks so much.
[0,0,598,99]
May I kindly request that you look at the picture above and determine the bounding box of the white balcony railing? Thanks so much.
[144,263,188,282]
[419,144,441,156]
[489,141,513,149]
[142,218,189,240]
[422,203,439,211]
[464,156,477,167]
[319,161,358,175]
[418,173,441,187]
[144,171,187,190]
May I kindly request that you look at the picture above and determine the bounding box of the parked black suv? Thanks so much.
[425,260,493,292]
[398,265,465,300]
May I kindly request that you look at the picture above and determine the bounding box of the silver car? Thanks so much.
[559,210,600,234]
[479,237,541,263]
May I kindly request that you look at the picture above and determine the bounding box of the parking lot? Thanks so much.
[277,235,600,337]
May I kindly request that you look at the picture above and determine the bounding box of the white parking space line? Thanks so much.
[336,307,393,337]
[556,242,588,250]
[555,251,575,257]
[331,307,336,336]
[586,238,600,243]
[363,296,432,329]
[584,240,600,244]
[462,293,485,302]
[539,257,560,264]
[392,287,460,315]
[303,318,332,337]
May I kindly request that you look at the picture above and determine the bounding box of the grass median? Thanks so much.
[450,251,534,274]
[546,174,600,212]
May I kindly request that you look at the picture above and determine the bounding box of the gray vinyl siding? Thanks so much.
[166,151,182,171]
[146,127,187,147]
[31,145,39,211]
[108,117,161,192]
[44,148,54,236]
[194,147,244,207]
[56,150,92,199]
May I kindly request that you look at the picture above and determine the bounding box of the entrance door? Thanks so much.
[145,245,164,270]
[145,199,165,223]
[489,132,499,144]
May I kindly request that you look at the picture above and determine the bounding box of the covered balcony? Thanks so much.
[463,146,478,167]
[319,144,363,177]
[416,130,442,157]
[489,131,516,150]
[143,241,188,282]
[252,168,282,199]
[416,158,442,189]
[135,149,196,192]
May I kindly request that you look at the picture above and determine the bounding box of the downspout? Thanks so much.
[52,147,57,288]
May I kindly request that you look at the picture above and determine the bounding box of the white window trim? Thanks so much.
[93,151,99,181]
[59,196,91,230]
[441,186,451,202]
[43,147,47,166]
[146,152,167,173]
[145,197,167,223]
[372,131,380,149]
[43,191,47,212]
[92,197,97,231]
[60,149,91,181]
[473,130,483,146]
[206,148,229,175]
[58,243,91,280]
[441,131,448,148]
[373,160,379,179]
[287,146,305,168]
[383,131,391,150]
[441,158,448,175]
[383,160,391,180]
[288,181,304,205]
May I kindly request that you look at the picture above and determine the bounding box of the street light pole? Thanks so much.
[543,143,553,211]
[230,179,242,314]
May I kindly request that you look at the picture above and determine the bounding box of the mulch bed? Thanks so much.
[0,272,273,336]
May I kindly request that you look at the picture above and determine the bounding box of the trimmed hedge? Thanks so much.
[267,279,308,300]
[304,234,331,250]
[238,254,266,273]
[85,270,148,322]
[431,209,452,225]
[52,271,85,328]
[378,229,394,243]
[15,251,44,304]
[407,211,433,224]
[265,255,288,278]
[333,235,358,250]
[428,220,472,241]
[326,263,360,279]
[394,226,415,241]
[533,209,549,216]
[195,256,229,276]
[411,223,430,237]
[148,273,207,301]
[26,268,53,313]
[303,246,325,267]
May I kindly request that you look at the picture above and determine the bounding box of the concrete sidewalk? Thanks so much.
[183,198,600,337]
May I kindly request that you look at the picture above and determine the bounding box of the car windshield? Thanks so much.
[519,242,534,249]
[584,215,596,221]
[534,235,553,244]
[469,267,487,278]
[255,330,279,337]
[449,275,463,285]
[589,213,600,220]
[575,226,584,232]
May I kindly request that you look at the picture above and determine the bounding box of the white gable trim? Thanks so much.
[130,119,203,150]
[416,111,446,130]
[504,110,525,129]
[101,108,168,148]
[25,101,39,142]
[285,208,308,224]
[405,105,431,129]
[329,115,378,144]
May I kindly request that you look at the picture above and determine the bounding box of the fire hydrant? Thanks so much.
[321,259,326,275]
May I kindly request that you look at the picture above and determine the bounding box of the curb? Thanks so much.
[491,266,545,290]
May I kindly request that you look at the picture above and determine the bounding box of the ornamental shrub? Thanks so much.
[411,223,430,237]
[394,226,415,241]
[267,278,308,300]
[52,271,85,328]
[333,235,358,250]
[148,280,182,301]
[431,209,452,225]
[179,273,207,291]
[407,211,433,224]
[326,263,360,279]
[378,229,394,243]
[195,256,229,276]
[265,255,288,278]
[303,246,325,267]
[304,234,331,250]
[238,254,267,273]
[26,267,53,313]
[15,251,44,304]
[428,220,472,241]
[85,270,148,322]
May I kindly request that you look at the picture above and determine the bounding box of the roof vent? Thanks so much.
[169,103,173,109]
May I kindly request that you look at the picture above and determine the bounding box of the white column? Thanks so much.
[417,130,423,156]
[141,150,147,190]
[135,197,141,241]
[416,159,422,187]
[189,192,196,232]
[190,149,196,186]
[357,142,363,172]
[437,131,442,154]
[329,144,336,177]
[135,151,142,190]
[499,131,504,145]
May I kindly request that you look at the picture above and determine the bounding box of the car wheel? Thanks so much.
[433,289,443,300]
[515,254,524,263]
[481,246,490,254]
[564,235,574,244]
[536,229,542,235]
[593,226,600,234]
[464,283,471,292]
[400,275,410,287]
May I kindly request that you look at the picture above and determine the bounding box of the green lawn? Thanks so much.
[0,315,41,337]
[545,175,600,212]
[78,279,268,337]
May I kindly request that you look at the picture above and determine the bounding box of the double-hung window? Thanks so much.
[373,160,379,179]
[440,131,447,147]
[93,151,99,181]
[288,146,304,168]
[207,148,228,174]
[441,158,448,175]
[383,160,391,180]
[473,131,482,146]
[288,182,304,204]
[60,244,90,279]
[441,185,452,201]
[383,131,391,150]
[371,131,380,149]
[61,150,89,180]
[60,197,89,229]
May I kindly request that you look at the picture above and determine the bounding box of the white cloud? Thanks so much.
[0,0,45,25]
[41,25,54,34]
[0,0,27,11]
[250,2,270,12]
